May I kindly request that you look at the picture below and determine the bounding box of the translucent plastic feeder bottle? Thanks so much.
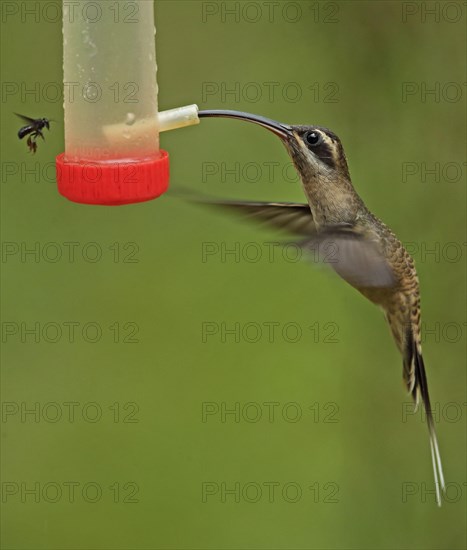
[56,0,199,205]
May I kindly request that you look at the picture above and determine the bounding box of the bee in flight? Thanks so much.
[15,113,51,154]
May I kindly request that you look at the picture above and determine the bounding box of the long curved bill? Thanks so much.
[197,109,292,139]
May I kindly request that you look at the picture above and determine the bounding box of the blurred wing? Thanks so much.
[15,113,36,124]
[183,193,394,288]
[301,230,395,288]
[193,198,316,236]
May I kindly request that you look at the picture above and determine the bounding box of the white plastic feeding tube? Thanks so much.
[102,104,200,146]
[63,1,159,161]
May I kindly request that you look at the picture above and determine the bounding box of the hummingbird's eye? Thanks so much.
[305,131,322,147]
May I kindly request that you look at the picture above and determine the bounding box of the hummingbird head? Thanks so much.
[283,125,351,184]
[198,109,361,225]
[197,110,351,185]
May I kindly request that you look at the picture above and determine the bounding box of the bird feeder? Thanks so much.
[55,0,199,205]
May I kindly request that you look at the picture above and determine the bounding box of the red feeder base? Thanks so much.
[56,150,169,205]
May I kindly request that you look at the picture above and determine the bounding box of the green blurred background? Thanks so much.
[1,1,466,548]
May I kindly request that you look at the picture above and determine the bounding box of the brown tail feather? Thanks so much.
[405,331,445,506]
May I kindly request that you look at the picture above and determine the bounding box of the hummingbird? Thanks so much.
[195,109,446,505]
